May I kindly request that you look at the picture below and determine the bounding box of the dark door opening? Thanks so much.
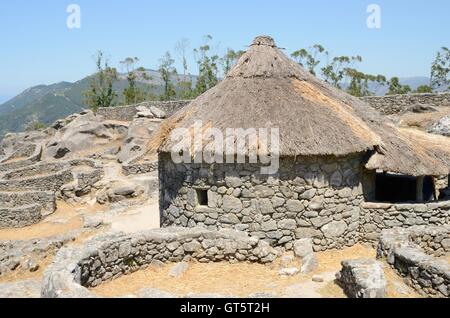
[375,173,435,203]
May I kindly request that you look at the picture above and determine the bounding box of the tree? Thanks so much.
[292,44,327,75]
[431,47,450,91]
[220,48,245,76]
[175,38,194,99]
[120,57,151,104]
[387,77,411,95]
[345,68,386,97]
[83,51,118,113]
[321,55,362,89]
[194,35,220,95]
[415,85,433,93]
[158,52,177,101]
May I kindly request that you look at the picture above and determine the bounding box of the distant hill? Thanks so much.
[0,70,197,137]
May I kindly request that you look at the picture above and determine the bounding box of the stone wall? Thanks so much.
[159,154,364,251]
[0,191,56,214]
[0,144,42,173]
[42,227,278,298]
[360,201,450,243]
[362,92,450,115]
[0,204,42,229]
[96,100,191,122]
[377,226,450,298]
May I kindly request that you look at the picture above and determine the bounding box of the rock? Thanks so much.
[183,241,201,253]
[149,106,167,119]
[280,254,295,268]
[299,189,316,200]
[279,267,299,276]
[312,275,324,283]
[308,197,324,210]
[293,238,314,258]
[225,176,243,188]
[262,220,278,232]
[169,262,189,278]
[277,219,297,230]
[337,258,386,298]
[408,103,437,113]
[0,279,42,298]
[428,115,450,137]
[222,195,243,213]
[135,106,154,118]
[321,221,347,238]
[300,254,318,274]
[310,216,332,228]
[23,258,39,272]
[286,200,304,212]
[113,186,136,196]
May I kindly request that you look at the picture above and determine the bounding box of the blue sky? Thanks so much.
[0,0,449,102]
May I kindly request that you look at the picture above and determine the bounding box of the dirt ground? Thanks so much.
[395,107,450,131]
[91,244,421,298]
[0,201,106,241]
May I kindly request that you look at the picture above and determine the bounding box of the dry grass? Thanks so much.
[397,108,450,131]
[292,79,381,146]
[90,244,419,298]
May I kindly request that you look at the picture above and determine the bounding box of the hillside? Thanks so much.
[0,70,196,137]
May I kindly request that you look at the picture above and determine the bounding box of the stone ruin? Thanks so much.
[377,225,449,297]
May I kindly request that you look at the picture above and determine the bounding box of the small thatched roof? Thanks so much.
[151,35,450,177]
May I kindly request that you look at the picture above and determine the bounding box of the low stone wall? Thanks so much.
[0,191,56,215]
[0,144,42,173]
[96,100,191,122]
[336,258,386,298]
[377,226,450,298]
[362,92,450,115]
[42,227,278,298]
[360,201,450,243]
[122,160,158,176]
[0,169,73,192]
[0,204,42,229]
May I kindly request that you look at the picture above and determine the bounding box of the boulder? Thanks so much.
[336,258,386,298]
[169,262,189,278]
[428,115,450,137]
[293,238,314,259]
[149,106,167,119]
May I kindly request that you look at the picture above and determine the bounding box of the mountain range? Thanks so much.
[0,74,431,138]
[0,70,197,137]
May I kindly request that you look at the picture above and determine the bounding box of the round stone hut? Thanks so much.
[151,36,450,251]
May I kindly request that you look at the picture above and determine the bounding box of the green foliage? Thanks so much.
[158,52,177,101]
[345,68,387,97]
[194,35,220,96]
[220,49,245,76]
[83,51,118,113]
[387,77,412,95]
[431,47,450,91]
[415,85,433,93]
[25,121,46,131]
[321,55,362,89]
[121,57,152,104]
[292,44,326,76]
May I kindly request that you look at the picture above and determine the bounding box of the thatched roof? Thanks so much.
[152,35,450,177]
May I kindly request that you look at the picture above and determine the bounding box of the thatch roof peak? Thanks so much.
[251,36,277,47]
